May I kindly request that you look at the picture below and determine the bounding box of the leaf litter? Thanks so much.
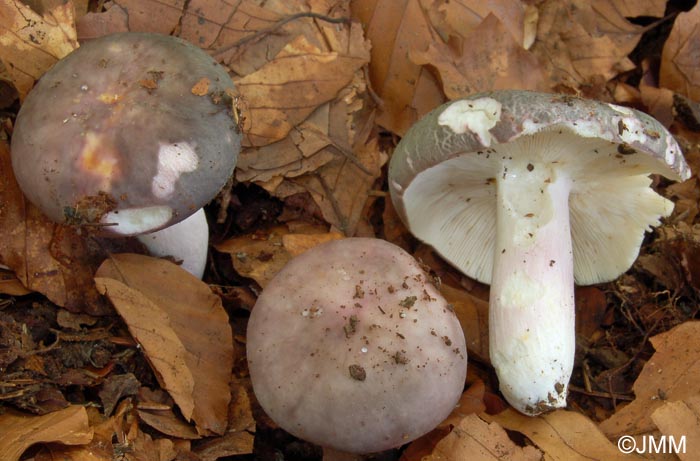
[1,0,700,459]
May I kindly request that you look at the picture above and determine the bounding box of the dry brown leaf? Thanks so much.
[351,0,445,135]
[0,270,31,296]
[640,84,675,128]
[137,408,201,440]
[237,66,384,236]
[611,0,666,17]
[235,107,338,185]
[41,406,122,461]
[441,283,489,363]
[214,225,341,286]
[278,136,385,235]
[425,0,528,47]
[0,0,77,100]
[485,408,646,460]
[600,321,700,439]
[660,2,700,101]
[135,387,200,440]
[423,413,542,461]
[410,13,546,100]
[215,226,292,287]
[181,0,285,76]
[94,254,234,436]
[651,396,700,461]
[575,286,608,339]
[531,0,642,92]
[235,28,370,147]
[111,0,184,35]
[0,405,92,461]
[0,140,110,314]
[282,231,345,256]
[190,378,255,460]
[402,380,488,461]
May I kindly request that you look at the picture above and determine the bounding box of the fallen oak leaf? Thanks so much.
[422,413,542,461]
[95,254,234,436]
[660,2,700,101]
[599,321,700,439]
[0,405,92,461]
[351,0,445,135]
[0,0,78,100]
[0,140,110,314]
[410,13,546,100]
[531,0,642,92]
[214,224,343,287]
[235,30,370,147]
[651,396,700,461]
[483,408,645,460]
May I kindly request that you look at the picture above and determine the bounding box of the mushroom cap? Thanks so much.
[246,238,467,454]
[389,90,691,285]
[11,32,240,236]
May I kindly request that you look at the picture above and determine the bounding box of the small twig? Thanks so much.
[568,384,634,402]
[212,12,351,57]
[363,65,384,109]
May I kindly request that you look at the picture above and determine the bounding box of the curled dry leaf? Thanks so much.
[237,74,385,236]
[484,409,645,461]
[0,270,31,296]
[0,0,78,100]
[651,396,700,461]
[599,321,700,439]
[0,405,92,461]
[0,140,108,314]
[660,2,700,101]
[410,13,546,100]
[440,283,489,362]
[235,25,370,147]
[76,0,184,38]
[531,0,642,92]
[422,413,542,461]
[351,0,445,135]
[136,387,201,441]
[94,254,234,436]
[214,224,343,287]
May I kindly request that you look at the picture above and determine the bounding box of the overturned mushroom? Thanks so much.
[247,238,467,455]
[388,90,690,415]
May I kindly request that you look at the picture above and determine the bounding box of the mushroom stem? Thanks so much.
[489,159,575,415]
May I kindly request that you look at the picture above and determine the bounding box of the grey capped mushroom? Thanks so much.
[10,32,241,278]
[11,32,240,237]
[388,90,690,415]
[247,238,467,455]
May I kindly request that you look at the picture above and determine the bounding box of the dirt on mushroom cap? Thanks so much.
[246,237,467,454]
[10,32,241,236]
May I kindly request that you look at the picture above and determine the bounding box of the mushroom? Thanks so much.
[246,238,467,455]
[388,90,690,415]
[10,32,240,237]
[136,208,209,279]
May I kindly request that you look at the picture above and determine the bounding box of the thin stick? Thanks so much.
[213,12,350,57]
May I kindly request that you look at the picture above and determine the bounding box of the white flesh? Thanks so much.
[137,208,209,278]
[490,158,574,414]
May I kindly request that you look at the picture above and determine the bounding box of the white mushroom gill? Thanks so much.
[101,205,173,235]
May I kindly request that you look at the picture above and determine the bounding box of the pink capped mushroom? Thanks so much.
[388,90,690,415]
[10,32,240,277]
[246,238,467,456]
